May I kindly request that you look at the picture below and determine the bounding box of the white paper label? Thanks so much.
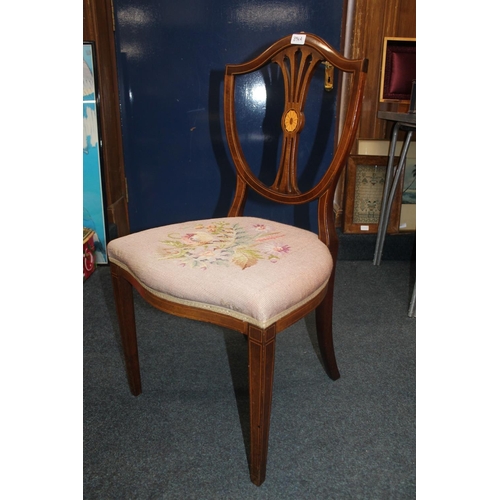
[291,34,306,45]
[360,225,370,231]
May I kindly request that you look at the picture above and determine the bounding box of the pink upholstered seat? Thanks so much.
[108,216,333,329]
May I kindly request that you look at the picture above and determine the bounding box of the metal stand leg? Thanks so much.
[373,123,414,265]
[373,122,399,265]
[408,282,416,317]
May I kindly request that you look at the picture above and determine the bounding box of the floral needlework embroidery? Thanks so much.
[158,221,291,270]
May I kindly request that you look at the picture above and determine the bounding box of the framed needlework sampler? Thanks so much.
[343,155,403,234]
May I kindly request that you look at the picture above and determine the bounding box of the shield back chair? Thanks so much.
[107,33,368,486]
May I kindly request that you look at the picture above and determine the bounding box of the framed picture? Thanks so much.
[379,37,416,103]
[343,155,403,234]
[83,41,108,263]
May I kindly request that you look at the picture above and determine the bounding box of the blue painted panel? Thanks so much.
[113,0,345,233]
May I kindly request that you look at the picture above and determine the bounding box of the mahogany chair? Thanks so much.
[108,33,367,486]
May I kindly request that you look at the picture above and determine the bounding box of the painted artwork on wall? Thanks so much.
[83,42,107,263]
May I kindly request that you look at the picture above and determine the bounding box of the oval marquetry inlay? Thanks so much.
[283,109,299,132]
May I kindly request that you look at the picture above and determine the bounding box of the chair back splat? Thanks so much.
[107,33,367,486]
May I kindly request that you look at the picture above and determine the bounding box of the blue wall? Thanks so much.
[113,0,346,233]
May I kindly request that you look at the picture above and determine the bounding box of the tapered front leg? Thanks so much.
[110,263,142,396]
[247,324,277,486]
[315,275,340,380]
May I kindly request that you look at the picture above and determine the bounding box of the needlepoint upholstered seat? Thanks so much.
[108,33,367,486]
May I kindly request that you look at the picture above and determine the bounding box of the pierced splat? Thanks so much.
[274,46,318,109]
[270,46,321,194]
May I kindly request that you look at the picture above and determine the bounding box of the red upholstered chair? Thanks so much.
[108,33,367,486]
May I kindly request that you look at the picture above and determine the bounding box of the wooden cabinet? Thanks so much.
[350,0,416,140]
[335,0,416,231]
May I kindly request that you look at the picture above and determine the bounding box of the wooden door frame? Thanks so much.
[83,0,130,238]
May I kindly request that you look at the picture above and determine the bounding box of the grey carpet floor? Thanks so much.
[83,260,415,499]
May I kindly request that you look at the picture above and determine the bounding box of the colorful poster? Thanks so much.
[83,43,107,263]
